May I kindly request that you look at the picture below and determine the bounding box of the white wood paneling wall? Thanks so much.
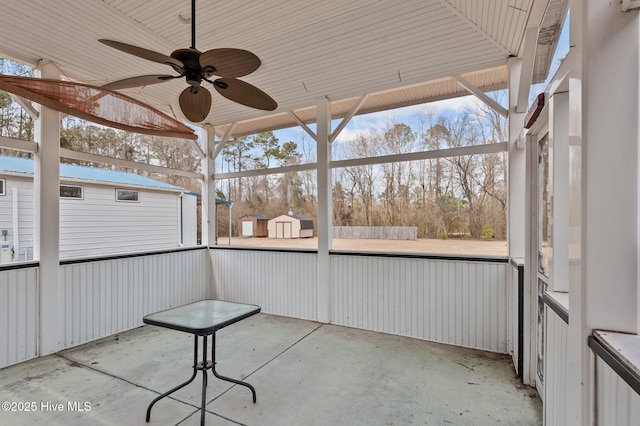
[59,248,207,348]
[211,249,318,320]
[211,250,508,352]
[544,306,568,426]
[0,265,39,368]
[331,255,509,353]
[595,356,640,425]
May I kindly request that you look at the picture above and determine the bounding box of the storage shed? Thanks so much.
[267,214,314,239]
[239,214,269,237]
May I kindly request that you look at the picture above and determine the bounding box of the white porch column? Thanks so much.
[201,125,216,247]
[35,61,61,355]
[568,2,640,424]
[507,57,526,260]
[507,57,531,383]
[201,125,215,299]
[316,97,332,323]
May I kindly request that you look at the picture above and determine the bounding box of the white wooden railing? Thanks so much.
[0,247,209,369]
[0,263,39,368]
[210,248,510,353]
[543,293,569,426]
[589,331,640,426]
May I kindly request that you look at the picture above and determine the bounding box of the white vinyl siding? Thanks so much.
[0,176,191,261]
[0,177,35,261]
[59,183,179,259]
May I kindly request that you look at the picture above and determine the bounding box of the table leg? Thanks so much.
[146,335,199,422]
[200,334,208,426]
[211,332,257,403]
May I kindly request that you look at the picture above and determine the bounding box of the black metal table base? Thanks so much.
[146,333,256,425]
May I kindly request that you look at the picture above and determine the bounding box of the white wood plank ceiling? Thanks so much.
[0,0,566,136]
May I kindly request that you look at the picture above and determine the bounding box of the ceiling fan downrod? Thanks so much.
[191,0,196,49]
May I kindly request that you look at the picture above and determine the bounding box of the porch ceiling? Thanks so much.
[0,0,566,137]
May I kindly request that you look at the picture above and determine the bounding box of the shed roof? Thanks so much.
[0,155,183,191]
[242,214,269,220]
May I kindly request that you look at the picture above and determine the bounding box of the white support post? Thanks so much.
[508,58,526,261]
[211,122,237,160]
[549,92,570,293]
[202,125,217,247]
[567,1,640,424]
[507,57,530,384]
[451,75,508,118]
[516,27,540,113]
[201,125,216,299]
[35,61,61,355]
[316,97,332,323]
[330,94,369,142]
[288,111,317,140]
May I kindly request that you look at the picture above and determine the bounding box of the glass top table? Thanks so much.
[143,299,261,425]
[143,299,261,335]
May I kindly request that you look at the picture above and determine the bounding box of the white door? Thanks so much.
[242,221,253,237]
[528,128,551,396]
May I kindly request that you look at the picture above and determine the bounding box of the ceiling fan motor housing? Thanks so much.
[170,48,212,87]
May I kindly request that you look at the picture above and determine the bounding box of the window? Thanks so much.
[60,184,83,199]
[331,152,507,256]
[116,189,139,202]
[538,134,552,276]
[0,178,5,195]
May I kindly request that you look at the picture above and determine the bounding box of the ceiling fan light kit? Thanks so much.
[99,0,277,123]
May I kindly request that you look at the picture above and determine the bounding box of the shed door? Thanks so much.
[242,221,253,236]
[276,222,292,238]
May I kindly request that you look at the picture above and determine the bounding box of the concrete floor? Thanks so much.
[0,313,541,425]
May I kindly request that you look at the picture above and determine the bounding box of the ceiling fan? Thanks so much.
[98,0,277,122]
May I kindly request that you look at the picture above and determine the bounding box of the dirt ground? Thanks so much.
[218,236,508,256]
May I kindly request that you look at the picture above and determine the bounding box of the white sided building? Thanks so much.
[0,155,197,262]
[267,214,314,239]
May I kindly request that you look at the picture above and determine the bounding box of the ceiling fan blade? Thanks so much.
[213,78,277,111]
[179,86,212,122]
[99,39,184,69]
[199,49,261,78]
[101,75,175,90]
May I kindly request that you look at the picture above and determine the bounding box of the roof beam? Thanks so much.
[287,111,316,140]
[211,122,237,160]
[0,135,38,153]
[333,142,507,169]
[9,94,39,119]
[451,75,508,118]
[60,148,203,180]
[517,27,540,113]
[330,94,369,143]
[216,162,316,180]
[188,139,205,159]
[216,142,507,180]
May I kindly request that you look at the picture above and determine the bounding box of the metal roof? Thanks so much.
[0,0,567,138]
[0,155,184,191]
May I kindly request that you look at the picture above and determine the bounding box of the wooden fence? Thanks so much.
[333,226,417,240]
